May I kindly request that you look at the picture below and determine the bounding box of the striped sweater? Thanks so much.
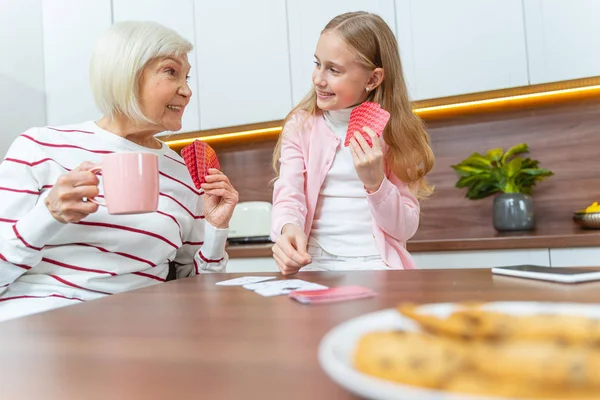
[0,121,228,321]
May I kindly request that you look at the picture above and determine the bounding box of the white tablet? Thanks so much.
[491,265,600,283]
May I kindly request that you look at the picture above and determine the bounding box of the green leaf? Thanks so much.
[521,158,538,169]
[486,148,503,162]
[504,157,523,178]
[466,181,499,200]
[490,168,507,191]
[460,153,493,169]
[451,164,487,176]
[455,174,490,188]
[519,168,554,177]
[504,179,520,193]
[501,143,529,164]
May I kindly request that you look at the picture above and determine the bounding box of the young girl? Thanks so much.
[270,11,434,275]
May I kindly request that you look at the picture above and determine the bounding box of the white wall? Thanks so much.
[42,0,110,127]
[0,0,46,158]
[4,0,600,160]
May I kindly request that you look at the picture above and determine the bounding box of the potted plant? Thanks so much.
[451,143,554,231]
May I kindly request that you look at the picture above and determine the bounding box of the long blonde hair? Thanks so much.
[272,11,434,199]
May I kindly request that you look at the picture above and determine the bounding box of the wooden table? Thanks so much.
[1,269,600,400]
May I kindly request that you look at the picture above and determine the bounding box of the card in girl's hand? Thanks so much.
[289,285,376,304]
[344,102,390,147]
[181,140,221,189]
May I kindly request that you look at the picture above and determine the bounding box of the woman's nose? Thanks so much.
[179,82,192,98]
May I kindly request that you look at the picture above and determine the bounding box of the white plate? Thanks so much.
[318,302,600,400]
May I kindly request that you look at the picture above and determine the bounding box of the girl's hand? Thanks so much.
[272,223,311,276]
[348,127,385,193]
[201,169,239,229]
[45,162,100,223]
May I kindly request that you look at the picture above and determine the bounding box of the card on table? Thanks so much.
[289,285,376,304]
[215,276,276,286]
[244,279,329,297]
[181,140,221,189]
[344,102,390,147]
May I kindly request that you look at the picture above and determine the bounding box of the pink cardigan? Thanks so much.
[270,111,419,269]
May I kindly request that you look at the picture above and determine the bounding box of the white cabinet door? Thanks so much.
[287,0,397,105]
[1,0,46,157]
[226,257,278,273]
[413,249,550,269]
[397,0,528,100]
[42,0,110,127]
[113,0,200,134]
[194,0,291,130]
[550,247,600,267]
[524,0,600,84]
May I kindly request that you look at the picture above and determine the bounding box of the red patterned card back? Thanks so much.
[181,140,221,189]
[344,102,390,147]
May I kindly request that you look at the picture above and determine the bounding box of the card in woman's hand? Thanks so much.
[344,102,390,147]
[181,140,220,189]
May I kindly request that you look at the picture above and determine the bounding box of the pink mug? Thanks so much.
[89,152,159,215]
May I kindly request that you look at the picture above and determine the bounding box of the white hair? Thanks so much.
[90,21,193,123]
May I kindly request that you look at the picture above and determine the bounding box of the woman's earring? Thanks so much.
[365,87,370,92]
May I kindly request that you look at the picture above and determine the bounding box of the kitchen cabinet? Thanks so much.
[413,249,550,269]
[42,0,111,127]
[396,0,529,100]
[29,0,600,141]
[113,0,200,134]
[194,0,291,130]
[226,257,278,273]
[549,247,600,267]
[225,248,552,272]
[286,0,397,105]
[1,0,46,158]
[524,0,600,84]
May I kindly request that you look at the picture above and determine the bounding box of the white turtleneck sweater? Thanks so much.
[309,107,381,257]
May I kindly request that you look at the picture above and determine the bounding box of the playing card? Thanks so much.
[289,285,376,304]
[215,276,276,286]
[245,279,328,296]
[181,140,221,189]
[344,102,390,147]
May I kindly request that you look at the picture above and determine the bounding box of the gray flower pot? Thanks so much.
[493,193,535,231]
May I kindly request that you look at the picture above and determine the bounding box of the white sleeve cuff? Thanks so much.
[14,200,66,248]
[200,222,228,261]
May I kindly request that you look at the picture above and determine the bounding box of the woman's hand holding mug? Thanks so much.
[45,162,100,223]
[45,152,160,223]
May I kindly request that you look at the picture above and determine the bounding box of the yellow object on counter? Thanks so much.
[584,202,600,213]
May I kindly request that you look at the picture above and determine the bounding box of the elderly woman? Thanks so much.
[0,21,238,321]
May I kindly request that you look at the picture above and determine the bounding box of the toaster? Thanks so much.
[227,201,273,244]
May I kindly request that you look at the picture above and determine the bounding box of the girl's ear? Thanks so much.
[366,68,385,91]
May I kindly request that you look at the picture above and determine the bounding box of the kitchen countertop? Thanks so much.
[226,222,600,258]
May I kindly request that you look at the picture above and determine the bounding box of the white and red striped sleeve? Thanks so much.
[174,196,229,278]
[0,130,68,293]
